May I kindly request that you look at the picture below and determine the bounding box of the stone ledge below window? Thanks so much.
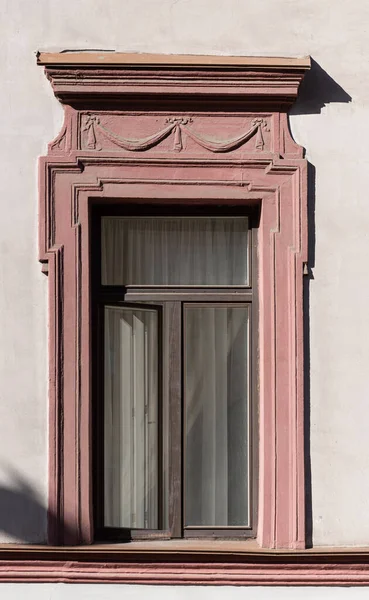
[0,544,369,585]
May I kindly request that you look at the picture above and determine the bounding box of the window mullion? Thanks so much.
[165,300,182,538]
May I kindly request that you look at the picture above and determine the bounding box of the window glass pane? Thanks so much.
[104,306,159,529]
[184,305,250,527]
[101,216,249,285]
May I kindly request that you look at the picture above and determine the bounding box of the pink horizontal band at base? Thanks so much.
[1,551,369,585]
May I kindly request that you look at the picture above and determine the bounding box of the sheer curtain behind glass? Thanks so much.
[102,217,249,286]
[104,306,159,529]
[185,306,250,527]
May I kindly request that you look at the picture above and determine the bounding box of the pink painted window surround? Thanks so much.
[38,52,310,551]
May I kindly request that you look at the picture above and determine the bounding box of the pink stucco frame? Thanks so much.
[38,53,310,550]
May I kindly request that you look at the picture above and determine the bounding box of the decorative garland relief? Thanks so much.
[82,114,269,153]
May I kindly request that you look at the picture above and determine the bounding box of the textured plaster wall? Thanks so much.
[1,586,369,600]
[0,0,368,546]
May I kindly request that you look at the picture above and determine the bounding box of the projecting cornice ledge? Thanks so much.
[37,52,311,107]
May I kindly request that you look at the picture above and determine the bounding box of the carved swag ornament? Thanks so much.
[81,113,270,153]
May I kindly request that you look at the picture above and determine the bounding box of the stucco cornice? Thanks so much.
[37,52,310,105]
[37,52,310,69]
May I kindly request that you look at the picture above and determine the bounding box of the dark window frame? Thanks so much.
[91,203,259,542]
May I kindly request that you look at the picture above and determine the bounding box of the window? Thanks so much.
[92,207,258,540]
[39,52,309,550]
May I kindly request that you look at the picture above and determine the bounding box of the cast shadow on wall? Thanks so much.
[0,468,73,543]
[291,58,352,547]
[290,57,352,115]
[0,468,47,542]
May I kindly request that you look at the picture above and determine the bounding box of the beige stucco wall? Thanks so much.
[0,0,368,547]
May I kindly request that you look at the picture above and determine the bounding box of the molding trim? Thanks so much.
[38,52,310,104]
[38,54,310,553]
[37,52,311,69]
[1,548,369,585]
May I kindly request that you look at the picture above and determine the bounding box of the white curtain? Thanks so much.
[104,306,158,529]
[101,216,248,286]
[185,306,249,527]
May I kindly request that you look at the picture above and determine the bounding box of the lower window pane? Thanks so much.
[184,305,250,527]
[104,306,159,529]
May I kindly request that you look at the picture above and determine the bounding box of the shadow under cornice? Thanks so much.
[290,58,352,116]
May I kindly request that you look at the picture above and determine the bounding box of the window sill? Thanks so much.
[1,543,369,585]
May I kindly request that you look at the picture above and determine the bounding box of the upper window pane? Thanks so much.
[101,216,249,286]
